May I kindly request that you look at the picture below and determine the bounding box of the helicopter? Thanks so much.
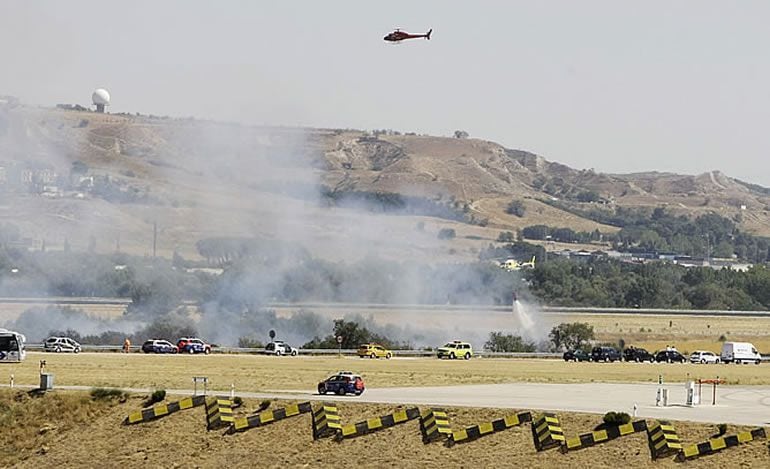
[383,28,432,42]
[499,256,536,272]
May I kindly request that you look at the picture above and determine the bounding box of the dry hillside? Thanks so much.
[2,102,770,262]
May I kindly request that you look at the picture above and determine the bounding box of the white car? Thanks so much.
[44,336,81,353]
[690,350,720,364]
[265,341,298,356]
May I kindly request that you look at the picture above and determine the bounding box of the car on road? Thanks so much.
[177,337,212,354]
[591,346,621,362]
[655,350,687,363]
[563,349,590,362]
[43,336,81,353]
[623,347,654,363]
[317,372,365,396]
[358,343,392,359]
[437,341,473,360]
[721,342,761,364]
[141,339,178,354]
[690,350,720,364]
[265,341,298,356]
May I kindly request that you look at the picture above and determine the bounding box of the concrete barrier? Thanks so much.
[312,403,342,440]
[335,407,420,441]
[228,402,312,434]
[562,420,647,453]
[532,413,565,451]
[205,397,234,431]
[449,411,532,445]
[419,409,452,444]
[124,395,206,425]
[646,420,682,460]
[677,428,766,461]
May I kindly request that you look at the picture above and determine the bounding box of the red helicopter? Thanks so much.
[383,28,432,42]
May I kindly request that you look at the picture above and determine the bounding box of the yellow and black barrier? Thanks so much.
[419,409,452,444]
[124,394,206,425]
[676,427,766,461]
[312,403,342,440]
[227,402,312,434]
[206,397,234,431]
[449,411,532,446]
[647,420,682,460]
[532,413,565,451]
[561,420,647,453]
[335,407,420,441]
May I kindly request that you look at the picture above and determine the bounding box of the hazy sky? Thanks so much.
[2,1,769,184]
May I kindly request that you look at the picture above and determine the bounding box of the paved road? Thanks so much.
[7,382,769,426]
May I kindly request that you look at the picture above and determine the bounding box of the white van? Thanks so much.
[721,342,761,364]
[0,328,26,362]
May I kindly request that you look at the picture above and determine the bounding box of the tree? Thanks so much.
[549,322,594,351]
[303,319,393,349]
[484,332,536,352]
[454,130,469,139]
[505,199,526,217]
[71,160,89,176]
[497,231,515,243]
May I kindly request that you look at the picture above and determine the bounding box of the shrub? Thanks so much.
[602,411,631,426]
[505,199,526,217]
[257,400,271,412]
[238,337,264,349]
[143,389,166,407]
[90,388,128,402]
[233,396,244,408]
[437,228,456,240]
[716,423,728,437]
[497,231,515,243]
[718,334,727,342]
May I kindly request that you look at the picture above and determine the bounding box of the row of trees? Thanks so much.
[526,257,770,310]
[533,205,770,263]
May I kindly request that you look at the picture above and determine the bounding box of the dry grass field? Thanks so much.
[3,352,770,393]
[560,313,770,354]
[1,389,767,468]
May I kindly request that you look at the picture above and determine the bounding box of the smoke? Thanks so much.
[0,99,549,349]
[7,307,143,343]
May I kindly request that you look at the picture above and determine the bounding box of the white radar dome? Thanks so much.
[92,88,111,106]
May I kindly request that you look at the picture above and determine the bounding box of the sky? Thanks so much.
[2,1,769,184]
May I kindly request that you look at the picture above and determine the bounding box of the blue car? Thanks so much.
[317,372,365,396]
[141,339,178,354]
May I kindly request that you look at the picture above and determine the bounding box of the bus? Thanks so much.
[0,328,26,362]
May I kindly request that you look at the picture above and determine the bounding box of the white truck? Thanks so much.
[720,342,761,364]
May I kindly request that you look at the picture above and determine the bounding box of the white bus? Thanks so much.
[0,328,26,362]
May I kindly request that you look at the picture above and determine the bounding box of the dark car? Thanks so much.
[591,346,621,362]
[655,350,687,363]
[141,339,178,354]
[623,347,655,363]
[317,372,365,396]
[563,349,591,362]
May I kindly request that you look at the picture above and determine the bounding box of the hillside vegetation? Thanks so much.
[2,103,770,264]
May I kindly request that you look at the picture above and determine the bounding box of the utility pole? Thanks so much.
[152,222,157,259]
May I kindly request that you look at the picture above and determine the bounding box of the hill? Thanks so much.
[2,101,770,263]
